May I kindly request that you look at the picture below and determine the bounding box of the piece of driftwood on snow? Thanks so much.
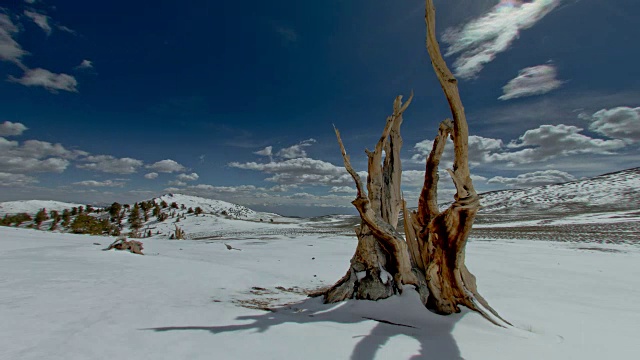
[103,236,144,255]
[225,243,241,251]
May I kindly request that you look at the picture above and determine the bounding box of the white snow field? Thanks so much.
[0,200,85,216]
[1,226,639,360]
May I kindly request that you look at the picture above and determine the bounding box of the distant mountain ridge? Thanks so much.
[478,167,640,214]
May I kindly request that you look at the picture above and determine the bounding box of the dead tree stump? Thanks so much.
[103,236,144,255]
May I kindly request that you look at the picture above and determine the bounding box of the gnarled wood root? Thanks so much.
[103,236,144,255]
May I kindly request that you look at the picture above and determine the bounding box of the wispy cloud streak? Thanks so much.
[443,0,560,79]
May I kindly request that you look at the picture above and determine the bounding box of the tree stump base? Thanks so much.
[103,237,144,255]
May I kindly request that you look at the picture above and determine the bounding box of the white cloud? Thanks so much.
[411,119,632,169]
[412,135,503,166]
[144,172,159,180]
[329,186,356,194]
[0,121,28,136]
[276,138,316,159]
[187,184,257,193]
[443,0,560,79]
[9,68,78,93]
[230,157,356,186]
[488,169,576,187]
[75,59,93,70]
[24,10,52,36]
[146,159,186,173]
[489,124,626,164]
[499,64,563,100]
[77,155,143,174]
[254,146,273,157]
[0,137,77,173]
[0,137,18,151]
[57,25,75,34]
[168,180,187,187]
[268,184,299,192]
[17,139,78,159]
[165,182,355,211]
[401,170,428,187]
[24,0,38,4]
[0,13,27,66]
[0,156,69,173]
[73,180,125,187]
[0,172,38,186]
[586,107,640,143]
[176,172,199,181]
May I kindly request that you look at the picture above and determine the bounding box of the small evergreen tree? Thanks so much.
[13,213,32,227]
[109,202,122,221]
[161,200,168,208]
[187,207,194,214]
[170,202,178,209]
[71,207,78,216]
[61,209,71,227]
[194,207,203,215]
[34,208,48,229]
[140,201,151,222]
[128,203,143,236]
[49,210,60,230]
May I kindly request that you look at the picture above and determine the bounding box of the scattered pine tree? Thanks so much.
[34,208,49,229]
[128,203,143,237]
[61,209,71,227]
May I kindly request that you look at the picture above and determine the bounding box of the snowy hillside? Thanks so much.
[471,168,640,243]
[0,200,85,216]
[479,167,640,214]
[153,194,262,220]
[1,226,639,359]
[0,193,349,240]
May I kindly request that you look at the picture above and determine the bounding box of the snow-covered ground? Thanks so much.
[1,226,639,359]
[0,200,85,216]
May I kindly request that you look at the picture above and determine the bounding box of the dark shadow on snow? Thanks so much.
[145,291,466,359]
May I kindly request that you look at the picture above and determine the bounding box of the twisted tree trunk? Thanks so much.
[324,95,416,303]
[323,0,509,326]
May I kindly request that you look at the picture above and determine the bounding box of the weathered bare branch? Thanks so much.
[416,119,453,226]
[381,91,413,228]
[334,126,367,199]
[425,0,474,198]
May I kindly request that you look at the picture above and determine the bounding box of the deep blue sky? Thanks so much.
[1,0,639,216]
